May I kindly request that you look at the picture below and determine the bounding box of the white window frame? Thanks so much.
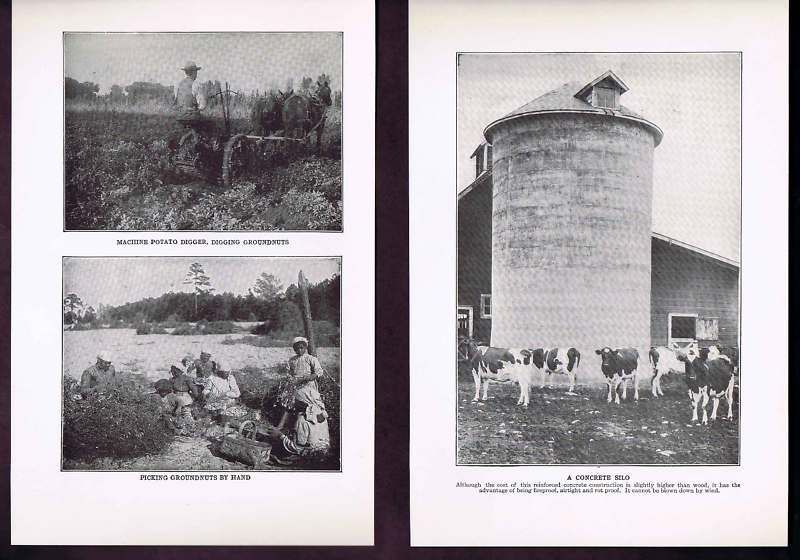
[667,312,698,347]
[479,294,492,319]
[457,306,474,338]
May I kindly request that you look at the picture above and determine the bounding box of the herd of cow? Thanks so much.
[457,338,739,425]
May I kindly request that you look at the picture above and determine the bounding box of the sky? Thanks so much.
[458,52,741,261]
[64,32,342,95]
[64,257,341,308]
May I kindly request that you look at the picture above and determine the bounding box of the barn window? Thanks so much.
[480,294,491,318]
[594,86,617,109]
[457,306,473,337]
[668,312,698,346]
[486,145,493,170]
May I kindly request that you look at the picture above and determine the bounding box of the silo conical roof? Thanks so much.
[484,77,663,146]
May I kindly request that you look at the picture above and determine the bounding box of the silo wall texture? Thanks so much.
[489,113,655,373]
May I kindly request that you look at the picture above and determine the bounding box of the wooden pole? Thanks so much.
[298,270,317,356]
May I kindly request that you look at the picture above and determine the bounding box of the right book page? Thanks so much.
[410,0,787,546]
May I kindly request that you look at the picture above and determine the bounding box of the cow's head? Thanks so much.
[457,337,479,362]
[595,347,620,376]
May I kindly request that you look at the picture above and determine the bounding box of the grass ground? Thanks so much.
[457,371,739,465]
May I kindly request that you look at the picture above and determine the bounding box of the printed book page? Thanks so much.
[11,0,374,546]
[410,0,787,546]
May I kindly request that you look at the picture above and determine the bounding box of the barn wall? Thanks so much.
[457,175,492,343]
[489,113,656,353]
[650,238,739,348]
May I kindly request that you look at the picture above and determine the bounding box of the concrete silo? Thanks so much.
[483,71,662,355]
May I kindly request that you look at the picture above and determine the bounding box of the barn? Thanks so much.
[457,71,739,358]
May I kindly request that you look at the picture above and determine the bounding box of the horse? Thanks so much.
[281,80,332,150]
[250,90,290,137]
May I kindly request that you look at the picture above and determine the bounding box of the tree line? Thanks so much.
[64,76,343,108]
[64,267,340,333]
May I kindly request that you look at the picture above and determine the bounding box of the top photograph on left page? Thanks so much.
[64,32,343,232]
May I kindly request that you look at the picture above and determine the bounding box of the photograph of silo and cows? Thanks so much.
[456,53,740,465]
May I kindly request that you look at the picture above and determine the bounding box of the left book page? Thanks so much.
[11,0,374,545]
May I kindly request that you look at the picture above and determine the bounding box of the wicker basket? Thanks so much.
[218,420,271,468]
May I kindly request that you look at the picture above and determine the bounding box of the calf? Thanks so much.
[535,347,581,394]
[678,346,735,424]
[595,347,640,404]
[457,338,537,407]
[648,346,684,398]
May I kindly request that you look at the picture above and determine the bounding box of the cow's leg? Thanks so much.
[613,375,622,405]
[700,388,709,425]
[521,379,530,408]
[726,378,735,419]
[606,378,613,403]
[481,378,490,401]
[690,390,700,423]
[633,370,640,401]
[471,371,481,403]
[710,393,720,421]
[566,370,576,394]
[651,368,660,398]
[621,378,628,401]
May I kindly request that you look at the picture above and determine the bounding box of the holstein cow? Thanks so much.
[647,345,685,398]
[678,345,735,424]
[708,345,739,374]
[595,347,640,404]
[533,347,581,394]
[457,338,537,407]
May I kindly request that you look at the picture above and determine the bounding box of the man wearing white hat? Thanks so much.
[175,61,207,114]
[79,351,117,397]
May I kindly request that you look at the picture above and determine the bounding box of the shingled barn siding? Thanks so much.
[650,238,739,348]
[457,174,493,343]
[489,113,656,353]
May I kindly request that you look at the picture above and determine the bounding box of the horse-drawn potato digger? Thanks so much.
[169,77,332,187]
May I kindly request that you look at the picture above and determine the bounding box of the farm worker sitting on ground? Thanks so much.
[187,350,215,380]
[154,378,195,433]
[79,351,117,397]
[175,61,207,120]
[266,397,331,465]
[168,362,200,418]
[275,337,328,432]
[202,360,241,413]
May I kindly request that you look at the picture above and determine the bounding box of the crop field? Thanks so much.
[64,105,343,231]
[63,329,341,471]
[457,370,739,465]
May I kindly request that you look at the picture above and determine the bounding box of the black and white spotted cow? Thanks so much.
[595,347,640,404]
[707,345,739,374]
[457,338,537,407]
[677,345,735,424]
[648,345,684,398]
[533,347,581,394]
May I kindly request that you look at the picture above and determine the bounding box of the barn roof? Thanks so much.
[651,232,740,270]
[483,73,663,146]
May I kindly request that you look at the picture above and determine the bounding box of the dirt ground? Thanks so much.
[457,371,739,465]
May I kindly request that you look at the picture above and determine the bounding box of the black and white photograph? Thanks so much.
[62,256,342,471]
[64,32,343,231]
[456,53,741,465]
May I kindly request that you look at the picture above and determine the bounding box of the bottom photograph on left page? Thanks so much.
[61,255,342,472]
